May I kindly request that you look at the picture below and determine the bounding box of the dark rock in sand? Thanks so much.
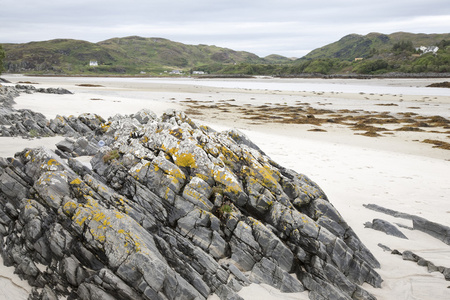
[390,249,450,282]
[365,219,408,239]
[377,243,392,252]
[15,84,72,95]
[412,217,450,246]
[364,203,450,245]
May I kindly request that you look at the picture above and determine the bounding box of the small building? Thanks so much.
[193,71,206,75]
[89,60,98,67]
[354,58,363,61]
[415,46,439,55]
[170,70,182,74]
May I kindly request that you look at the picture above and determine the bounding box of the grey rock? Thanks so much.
[56,138,75,153]
[442,267,450,281]
[209,231,228,259]
[98,268,143,300]
[73,137,99,156]
[62,256,82,286]
[228,264,250,284]
[402,250,419,262]
[215,285,243,300]
[230,242,257,272]
[363,203,415,219]
[228,278,243,292]
[133,109,157,124]
[78,283,117,300]
[48,223,74,258]
[41,285,58,300]
[365,218,408,239]
[36,87,72,94]
[34,171,70,209]
[377,243,392,252]
[0,171,30,204]
[250,257,304,293]
[364,203,450,245]
[226,129,265,154]
[413,217,450,245]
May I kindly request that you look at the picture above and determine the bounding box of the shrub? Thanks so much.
[103,149,120,163]
[218,204,232,215]
[28,129,39,138]
[392,40,414,54]
[353,59,389,74]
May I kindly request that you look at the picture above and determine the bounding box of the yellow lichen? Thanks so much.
[47,159,59,166]
[70,178,83,185]
[63,201,77,214]
[196,173,209,181]
[100,122,111,132]
[169,128,184,139]
[115,211,125,219]
[175,153,197,168]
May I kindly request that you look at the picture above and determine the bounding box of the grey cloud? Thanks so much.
[1,0,449,57]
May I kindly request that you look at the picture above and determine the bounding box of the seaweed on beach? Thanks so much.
[179,99,450,150]
[76,83,104,87]
[375,103,398,106]
[421,139,450,150]
[308,128,327,132]
[356,130,383,137]
[395,126,424,132]
[427,82,450,88]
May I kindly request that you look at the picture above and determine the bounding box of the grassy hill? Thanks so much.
[302,32,450,61]
[2,32,450,76]
[2,36,287,75]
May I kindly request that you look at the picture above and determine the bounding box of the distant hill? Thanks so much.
[2,36,289,75]
[301,32,450,61]
[2,32,449,76]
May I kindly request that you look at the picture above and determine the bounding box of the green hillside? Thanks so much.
[2,36,286,75]
[302,32,450,61]
[3,39,116,74]
[2,32,450,76]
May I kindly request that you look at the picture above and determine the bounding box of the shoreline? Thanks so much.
[3,71,450,79]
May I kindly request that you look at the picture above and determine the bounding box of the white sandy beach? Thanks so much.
[1,75,449,300]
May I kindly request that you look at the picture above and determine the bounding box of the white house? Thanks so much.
[89,60,98,67]
[415,46,439,55]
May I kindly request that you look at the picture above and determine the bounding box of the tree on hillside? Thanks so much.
[353,59,389,74]
[0,45,5,74]
[437,39,450,50]
[391,40,414,54]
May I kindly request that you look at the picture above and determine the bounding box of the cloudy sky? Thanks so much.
[1,0,449,58]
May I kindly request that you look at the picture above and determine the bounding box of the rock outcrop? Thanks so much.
[0,85,77,138]
[0,85,382,299]
[14,84,73,95]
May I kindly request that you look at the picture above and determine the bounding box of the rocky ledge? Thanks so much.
[0,86,382,300]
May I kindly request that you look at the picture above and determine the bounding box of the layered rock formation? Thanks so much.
[0,85,382,299]
[0,85,75,138]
